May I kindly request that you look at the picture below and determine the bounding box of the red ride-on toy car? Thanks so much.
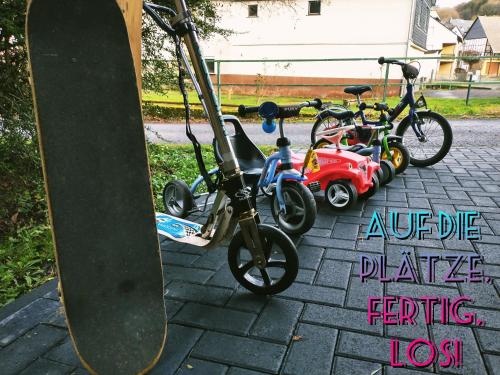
[292,130,381,210]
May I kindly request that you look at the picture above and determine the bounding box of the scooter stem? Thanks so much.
[172,0,238,175]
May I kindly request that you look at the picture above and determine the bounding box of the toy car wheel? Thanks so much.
[379,160,396,185]
[162,180,194,218]
[360,173,380,199]
[228,224,298,295]
[325,180,357,210]
[382,142,410,174]
[260,183,276,198]
[375,168,384,185]
[271,181,316,235]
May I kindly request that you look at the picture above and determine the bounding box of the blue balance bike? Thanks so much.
[239,100,322,235]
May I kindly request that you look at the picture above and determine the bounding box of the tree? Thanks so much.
[0,0,225,237]
[0,0,44,236]
[142,0,228,93]
[453,0,500,19]
[479,1,500,15]
[436,7,460,21]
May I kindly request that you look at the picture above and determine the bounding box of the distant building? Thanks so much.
[428,11,464,80]
[463,16,500,77]
[202,0,439,97]
[447,18,473,38]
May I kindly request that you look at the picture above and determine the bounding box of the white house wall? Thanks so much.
[201,0,415,80]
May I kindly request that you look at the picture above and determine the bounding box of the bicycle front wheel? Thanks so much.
[396,111,453,167]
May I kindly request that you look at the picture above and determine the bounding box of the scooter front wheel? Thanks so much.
[228,224,298,295]
[271,181,316,235]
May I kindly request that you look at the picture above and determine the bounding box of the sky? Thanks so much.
[435,0,470,7]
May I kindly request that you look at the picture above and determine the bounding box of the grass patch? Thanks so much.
[0,225,55,306]
[143,90,500,121]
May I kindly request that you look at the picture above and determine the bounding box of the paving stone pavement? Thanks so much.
[1,147,499,375]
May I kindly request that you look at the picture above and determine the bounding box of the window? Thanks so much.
[308,0,321,15]
[206,58,215,74]
[248,4,258,17]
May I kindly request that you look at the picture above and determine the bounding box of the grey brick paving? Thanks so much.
[1,147,499,374]
[283,323,338,375]
[250,299,303,344]
[192,332,287,373]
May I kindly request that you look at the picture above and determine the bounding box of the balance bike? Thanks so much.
[239,101,321,235]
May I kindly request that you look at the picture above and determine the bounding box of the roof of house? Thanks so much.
[448,18,473,36]
[477,16,500,54]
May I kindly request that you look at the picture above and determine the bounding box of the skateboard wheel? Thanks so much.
[228,224,298,295]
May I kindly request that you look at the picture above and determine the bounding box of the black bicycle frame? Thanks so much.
[355,82,426,139]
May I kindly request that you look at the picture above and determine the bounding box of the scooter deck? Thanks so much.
[156,213,202,240]
[27,0,166,373]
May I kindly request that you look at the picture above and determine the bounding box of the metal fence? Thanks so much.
[210,55,500,105]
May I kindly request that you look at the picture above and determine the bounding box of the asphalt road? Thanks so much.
[425,88,500,99]
[145,118,500,147]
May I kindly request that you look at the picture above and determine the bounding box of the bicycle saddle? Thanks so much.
[344,86,372,96]
[328,110,356,120]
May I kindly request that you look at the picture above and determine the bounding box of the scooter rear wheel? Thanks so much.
[162,180,193,218]
[271,181,316,235]
[228,224,298,295]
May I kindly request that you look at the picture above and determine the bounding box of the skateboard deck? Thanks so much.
[26,0,167,373]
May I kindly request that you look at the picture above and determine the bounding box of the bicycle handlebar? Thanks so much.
[238,99,323,118]
[238,105,259,116]
[378,56,404,66]
[378,56,420,80]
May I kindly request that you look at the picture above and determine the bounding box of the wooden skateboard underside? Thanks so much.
[27,0,166,373]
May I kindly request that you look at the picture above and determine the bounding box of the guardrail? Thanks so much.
[210,55,500,105]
